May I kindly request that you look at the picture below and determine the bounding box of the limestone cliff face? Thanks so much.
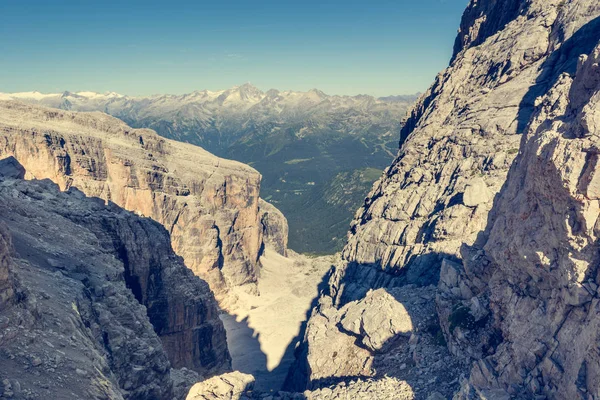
[338,0,572,302]
[0,100,286,301]
[446,40,600,399]
[258,199,288,257]
[289,0,600,395]
[63,189,231,375]
[0,175,229,399]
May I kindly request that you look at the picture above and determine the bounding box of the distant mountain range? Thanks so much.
[0,85,418,254]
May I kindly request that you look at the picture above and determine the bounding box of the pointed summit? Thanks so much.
[237,82,263,98]
[308,88,327,98]
[225,83,264,103]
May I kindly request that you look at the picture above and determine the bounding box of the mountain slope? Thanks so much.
[0,87,417,254]
[0,170,228,399]
[0,100,289,305]
[287,0,600,397]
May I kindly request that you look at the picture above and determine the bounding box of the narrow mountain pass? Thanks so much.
[220,249,332,391]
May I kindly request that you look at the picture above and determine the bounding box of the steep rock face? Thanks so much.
[446,40,600,399]
[0,157,23,311]
[339,0,573,302]
[290,0,600,394]
[0,177,211,399]
[64,189,231,375]
[258,199,289,257]
[0,175,230,380]
[0,100,284,300]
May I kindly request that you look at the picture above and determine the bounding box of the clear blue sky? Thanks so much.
[0,0,467,97]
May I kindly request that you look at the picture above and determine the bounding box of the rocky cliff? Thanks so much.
[0,169,231,399]
[0,100,288,302]
[445,32,600,400]
[258,199,289,257]
[0,224,14,313]
[287,0,600,397]
[340,0,570,300]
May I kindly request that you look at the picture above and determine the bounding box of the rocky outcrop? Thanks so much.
[444,38,600,400]
[0,175,230,399]
[0,157,23,311]
[296,377,415,400]
[339,0,576,301]
[62,188,231,375]
[186,372,255,400]
[286,285,466,397]
[191,375,415,400]
[0,100,287,301]
[289,0,600,396]
[258,199,288,256]
[0,224,14,312]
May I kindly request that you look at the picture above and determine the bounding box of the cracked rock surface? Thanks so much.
[0,100,288,303]
[448,37,600,400]
[0,175,230,399]
[287,0,600,398]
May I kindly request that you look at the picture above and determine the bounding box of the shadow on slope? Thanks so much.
[284,253,467,399]
[220,262,333,393]
[0,156,230,378]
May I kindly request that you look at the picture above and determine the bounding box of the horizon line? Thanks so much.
[0,84,422,100]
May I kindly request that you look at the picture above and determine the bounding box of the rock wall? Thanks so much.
[0,100,287,301]
[289,0,600,396]
[258,199,289,257]
[446,39,600,399]
[0,174,234,398]
[0,157,24,311]
[338,0,570,302]
[64,188,231,375]
[0,224,14,312]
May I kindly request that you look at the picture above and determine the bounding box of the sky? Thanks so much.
[0,0,468,97]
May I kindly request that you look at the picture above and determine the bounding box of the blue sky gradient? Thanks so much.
[0,0,468,96]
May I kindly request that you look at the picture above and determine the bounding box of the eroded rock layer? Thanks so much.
[0,100,287,300]
[446,39,600,399]
[0,175,230,399]
[288,0,600,397]
[340,0,579,300]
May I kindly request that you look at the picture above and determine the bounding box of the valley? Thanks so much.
[2,0,600,399]
[0,87,417,254]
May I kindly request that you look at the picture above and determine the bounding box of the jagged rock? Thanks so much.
[451,39,600,399]
[0,100,287,301]
[290,1,600,398]
[186,371,255,400]
[339,289,413,352]
[171,368,203,400]
[286,296,373,391]
[298,377,415,400]
[0,223,14,311]
[462,178,493,208]
[258,199,288,256]
[426,393,446,400]
[286,284,466,397]
[338,0,569,299]
[0,176,230,399]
